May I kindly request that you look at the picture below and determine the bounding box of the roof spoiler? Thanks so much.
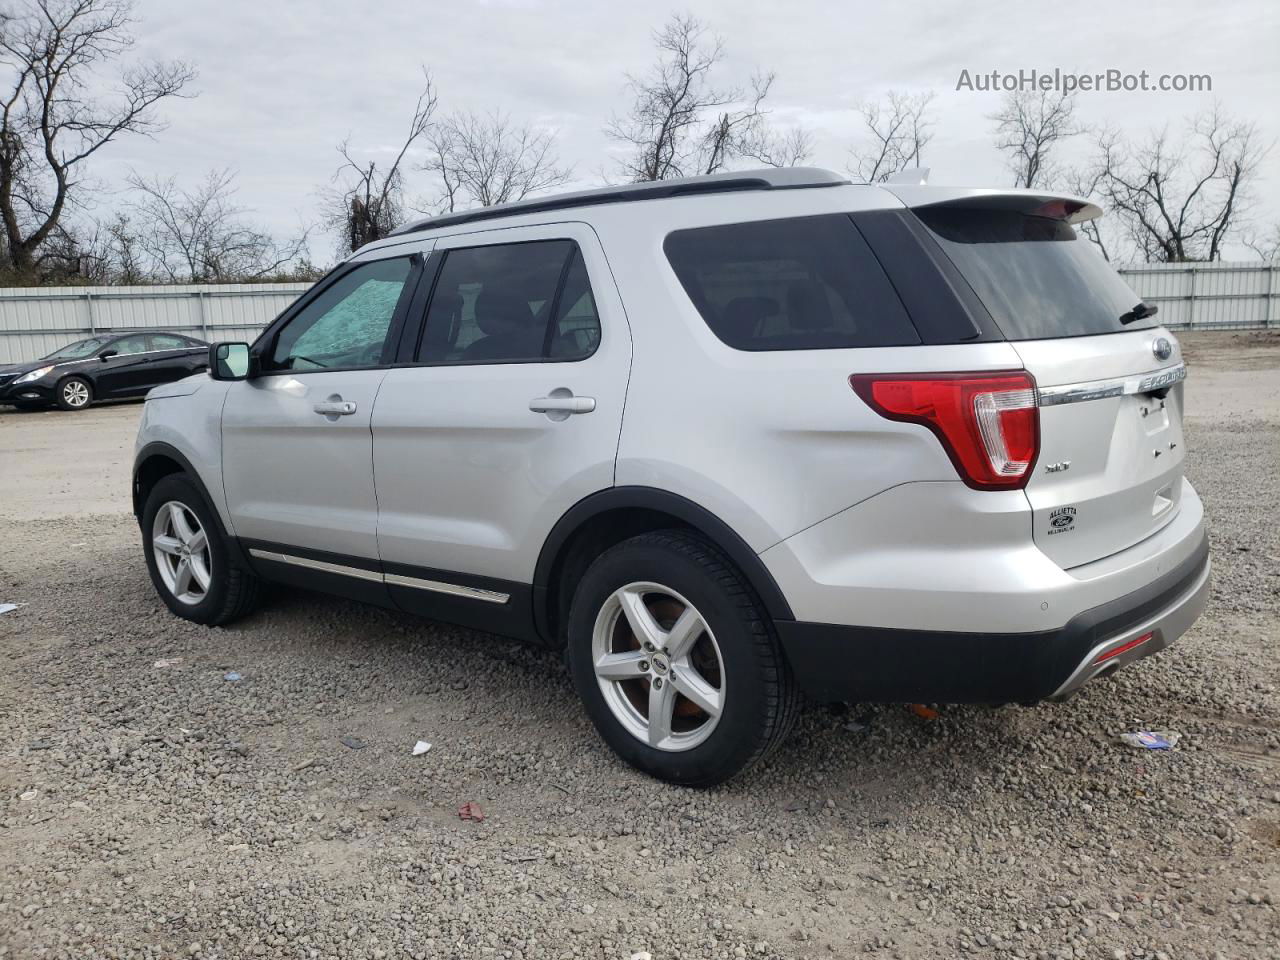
[882,184,1104,224]
[885,168,930,185]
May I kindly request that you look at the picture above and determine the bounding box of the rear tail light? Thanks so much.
[850,371,1040,490]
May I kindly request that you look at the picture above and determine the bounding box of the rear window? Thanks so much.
[663,215,920,351]
[915,207,1153,340]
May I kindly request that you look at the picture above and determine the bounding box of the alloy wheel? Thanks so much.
[151,501,212,605]
[62,380,90,408]
[591,581,725,751]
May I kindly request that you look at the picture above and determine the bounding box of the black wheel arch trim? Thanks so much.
[133,441,251,570]
[532,486,795,643]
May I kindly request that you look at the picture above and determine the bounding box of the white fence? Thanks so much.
[1115,261,1279,330]
[0,282,310,364]
[0,262,1276,364]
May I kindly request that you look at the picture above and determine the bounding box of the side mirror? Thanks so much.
[98,350,118,362]
[209,342,253,381]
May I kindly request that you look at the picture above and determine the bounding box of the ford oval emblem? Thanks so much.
[1152,336,1173,361]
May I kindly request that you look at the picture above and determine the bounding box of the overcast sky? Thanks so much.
[94,0,1280,263]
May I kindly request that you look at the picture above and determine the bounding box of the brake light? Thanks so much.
[850,371,1040,490]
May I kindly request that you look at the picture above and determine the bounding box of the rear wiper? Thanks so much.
[1119,301,1159,325]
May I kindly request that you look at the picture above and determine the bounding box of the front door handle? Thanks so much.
[314,398,357,417]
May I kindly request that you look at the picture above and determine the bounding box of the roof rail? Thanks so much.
[390,167,849,236]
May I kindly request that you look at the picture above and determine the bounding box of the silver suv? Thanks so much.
[133,168,1210,785]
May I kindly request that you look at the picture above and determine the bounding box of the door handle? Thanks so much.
[313,399,357,417]
[529,394,595,415]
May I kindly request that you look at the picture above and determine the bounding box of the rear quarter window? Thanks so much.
[663,215,920,351]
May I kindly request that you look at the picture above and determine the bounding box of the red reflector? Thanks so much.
[1093,632,1154,665]
[850,371,1040,490]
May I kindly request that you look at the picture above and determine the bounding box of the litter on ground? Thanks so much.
[458,801,485,822]
[1119,730,1181,750]
[412,740,432,756]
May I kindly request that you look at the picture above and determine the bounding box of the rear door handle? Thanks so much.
[529,394,595,415]
[314,399,357,417]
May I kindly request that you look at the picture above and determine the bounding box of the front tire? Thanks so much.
[567,530,799,787]
[141,474,261,625]
[55,376,92,410]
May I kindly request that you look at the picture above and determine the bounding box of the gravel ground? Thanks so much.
[1,332,1277,960]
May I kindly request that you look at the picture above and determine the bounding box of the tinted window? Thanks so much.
[43,337,107,360]
[269,257,414,371]
[549,251,601,360]
[112,335,151,356]
[663,215,919,351]
[149,334,190,351]
[419,240,577,364]
[915,208,1151,340]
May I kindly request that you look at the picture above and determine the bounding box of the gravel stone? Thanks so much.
[1,331,1278,959]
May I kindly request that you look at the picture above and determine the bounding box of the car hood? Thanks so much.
[146,373,208,400]
[0,357,93,376]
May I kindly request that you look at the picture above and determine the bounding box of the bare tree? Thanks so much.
[127,169,309,282]
[422,110,572,213]
[989,90,1081,189]
[1062,160,1113,261]
[1094,104,1269,262]
[1245,223,1280,261]
[698,71,774,176]
[848,91,935,182]
[740,125,813,169]
[101,211,145,281]
[606,14,787,181]
[324,72,437,251]
[59,211,144,282]
[0,0,195,278]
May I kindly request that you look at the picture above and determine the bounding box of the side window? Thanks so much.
[418,240,582,364]
[112,335,151,356]
[663,214,920,351]
[149,334,188,351]
[548,250,601,360]
[267,257,415,372]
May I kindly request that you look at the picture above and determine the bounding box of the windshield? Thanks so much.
[915,207,1155,340]
[42,337,109,360]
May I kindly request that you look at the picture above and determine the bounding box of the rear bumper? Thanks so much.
[775,533,1209,703]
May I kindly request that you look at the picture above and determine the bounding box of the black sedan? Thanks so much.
[0,332,209,411]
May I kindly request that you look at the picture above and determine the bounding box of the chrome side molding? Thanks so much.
[383,572,510,604]
[248,548,510,604]
[1037,362,1186,407]
[247,549,383,583]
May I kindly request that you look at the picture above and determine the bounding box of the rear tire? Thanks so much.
[141,473,261,625]
[567,530,799,786]
[55,376,92,411]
